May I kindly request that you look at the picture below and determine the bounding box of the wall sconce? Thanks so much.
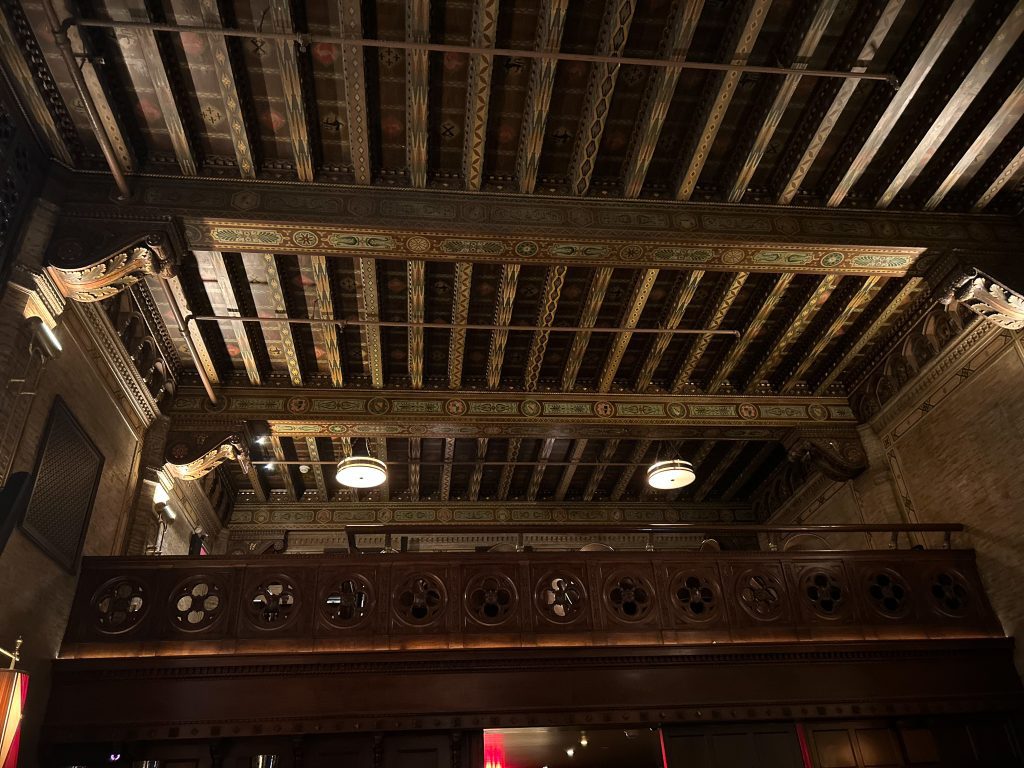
[0,637,27,768]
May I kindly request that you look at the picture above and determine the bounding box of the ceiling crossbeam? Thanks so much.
[440,438,456,501]
[486,264,522,388]
[598,269,659,392]
[371,437,390,501]
[707,274,793,393]
[721,441,775,502]
[562,268,613,390]
[526,438,555,501]
[305,436,329,501]
[516,0,570,194]
[671,440,715,502]
[409,437,422,502]
[671,272,749,392]
[203,251,263,385]
[255,253,304,386]
[448,262,473,389]
[405,0,430,188]
[497,438,522,501]
[467,438,488,501]
[309,255,344,387]
[694,441,748,502]
[583,439,619,501]
[265,0,316,182]
[525,265,567,391]
[724,0,840,202]
[554,439,587,501]
[672,0,772,201]
[610,439,651,501]
[622,0,704,198]
[635,271,705,391]
[355,258,384,388]
[826,0,973,206]
[270,436,298,501]
[876,5,1024,208]
[569,0,638,196]
[338,0,372,184]
[972,140,1024,210]
[463,0,499,191]
[407,260,426,388]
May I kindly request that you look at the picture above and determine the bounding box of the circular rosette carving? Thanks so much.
[393,573,447,626]
[670,571,720,623]
[321,576,374,628]
[801,569,845,619]
[605,573,655,623]
[169,577,224,632]
[536,572,587,624]
[736,571,785,621]
[246,577,298,628]
[94,578,147,633]
[866,569,911,618]
[928,570,970,617]
[465,573,518,626]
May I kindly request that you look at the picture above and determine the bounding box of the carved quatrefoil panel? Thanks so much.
[169,577,224,632]
[393,573,447,627]
[604,572,655,623]
[801,568,846,620]
[536,571,587,624]
[94,578,147,633]
[736,570,785,622]
[866,569,911,618]
[929,570,970,618]
[669,571,720,623]
[465,573,518,626]
[246,577,298,628]
[321,576,374,629]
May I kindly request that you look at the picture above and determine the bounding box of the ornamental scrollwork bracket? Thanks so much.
[164,429,251,482]
[939,267,1024,331]
[46,231,181,303]
[783,429,868,483]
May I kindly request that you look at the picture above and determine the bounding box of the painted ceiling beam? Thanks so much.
[163,275,222,386]
[406,0,430,188]
[338,0,372,184]
[305,436,329,501]
[370,436,390,502]
[265,0,316,182]
[308,255,344,387]
[610,439,651,501]
[467,437,488,501]
[255,253,305,386]
[583,439,619,501]
[242,454,269,503]
[876,4,1024,209]
[672,0,773,201]
[554,439,587,502]
[462,0,500,191]
[524,265,567,391]
[772,0,905,205]
[782,276,882,392]
[724,0,840,203]
[634,270,705,391]
[270,435,298,501]
[569,0,638,196]
[108,0,196,175]
[486,264,521,388]
[526,438,555,501]
[622,0,704,198]
[971,140,1024,211]
[598,269,659,392]
[516,0,570,194]
[497,438,522,501]
[200,250,263,385]
[925,77,1024,210]
[562,268,613,390]
[355,257,384,388]
[707,273,794,394]
[670,440,715,502]
[826,0,974,207]
[720,441,776,502]
[407,259,426,388]
[448,262,473,389]
[440,437,456,501]
[409,437,422,502]
[671,272,749,392]
[694,441,748,502]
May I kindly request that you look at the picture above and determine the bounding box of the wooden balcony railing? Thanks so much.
[61,525,999,659]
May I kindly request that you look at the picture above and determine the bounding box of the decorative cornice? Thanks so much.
[47,235,178,303]
[940,268,1024,330]
[164,429,250,481]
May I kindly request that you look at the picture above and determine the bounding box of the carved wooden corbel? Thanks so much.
[46,233,179,303]
[164,429,251,482]
[783,429,868,482]
[939,267,1024,330]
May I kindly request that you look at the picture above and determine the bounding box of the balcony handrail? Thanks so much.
[344,522,964,553]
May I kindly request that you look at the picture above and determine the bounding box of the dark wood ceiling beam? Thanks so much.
[164,275,222,386]
[670,440,715,502]
[309,255,344,387]
[562,268,613,390]
[825,0,973,207]
[409,437,421,502]
[672,0,772,201]
[707,274,794,393]
[781,276,881,393]
[265,0,316,182]
[242,456,269,503]
[270,436,298,501]
[108,1,196,175]
[305,437,329,501]
[621,0,704,198]
[338,0,372,184]
[448,262,473,389]
[925,77,1024,210]
[554,439,587,501]
[610,439,651,501]
[170,0,256,178]
[724,0,840,203]
[525,265,567,391]
[440,437,456,501]
[671,272,749,392]
[467,438,488,501]
[814,276,921,394]
[694,441,748,503]
[972,141,1024,210]
[634,271,705,391]
[368,437,390,502]
[355,258,384,388]
[583,439,619,501]
[720,441,776,502]
[569,0,638,196]
[497,438,522,501]
[772,0,905,205]
[516,0,570,194]
[336,437,356,501]
[745,275,841,391]
[526,438,555,501]
[598,269,659,392]
[202,250,263,385]
[258,253,305,386]
[407,259,426,388]
[486,264,522,388]
[406,0,430,188]
[876,6,1024,209]
[462,0,499,191]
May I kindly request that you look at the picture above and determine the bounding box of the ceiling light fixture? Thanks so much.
[579,731,588,747]
[336,456,387,488]
[647,459,696,489]
[565,747,575,758]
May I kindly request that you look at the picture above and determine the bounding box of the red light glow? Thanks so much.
[484,731,506,768]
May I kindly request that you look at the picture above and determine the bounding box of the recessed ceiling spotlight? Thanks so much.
[565,747,575,758]
[256,436,269,445]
